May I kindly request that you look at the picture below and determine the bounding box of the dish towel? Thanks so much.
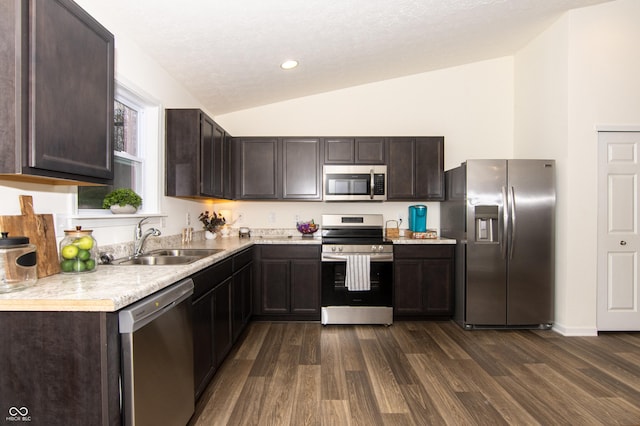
[345,254,371,291]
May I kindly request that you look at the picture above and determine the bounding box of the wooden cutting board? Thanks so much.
[0,195,60,277]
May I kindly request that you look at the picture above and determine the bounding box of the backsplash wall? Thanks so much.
[209,201,441,234]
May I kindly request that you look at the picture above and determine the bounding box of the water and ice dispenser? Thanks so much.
[408,205,427,232]
[474,205,498,242]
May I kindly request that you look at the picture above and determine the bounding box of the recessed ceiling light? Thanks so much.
[280,60,298,70]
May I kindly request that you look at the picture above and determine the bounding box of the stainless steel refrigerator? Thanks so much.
[441,160,555,329]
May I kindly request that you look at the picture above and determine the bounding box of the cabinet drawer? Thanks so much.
[259,245,320,259]
[233,247,253,271]
[394,245,454,259]
[192,258,233,300]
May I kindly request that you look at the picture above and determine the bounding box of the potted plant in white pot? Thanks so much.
[102,188,142,214]
[198,211,226,239]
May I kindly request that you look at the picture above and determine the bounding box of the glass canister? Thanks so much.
[59,226,99,274]
[0,232,38,293]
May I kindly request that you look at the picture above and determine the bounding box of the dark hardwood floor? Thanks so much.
[190,321,640,425]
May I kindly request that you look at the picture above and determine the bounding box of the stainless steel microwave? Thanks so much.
[323,165,387,201]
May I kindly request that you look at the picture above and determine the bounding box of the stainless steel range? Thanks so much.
[320,214,393,325]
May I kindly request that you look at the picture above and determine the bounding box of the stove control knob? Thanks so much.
[331,246,336,252]
[378,245,384,252]
[338,246,343,252]
[371,245,377,252]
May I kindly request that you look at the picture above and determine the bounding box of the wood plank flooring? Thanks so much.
[190,321,640,425]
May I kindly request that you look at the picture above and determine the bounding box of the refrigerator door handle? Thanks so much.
[509,186,517,259]
[501,186,508,259]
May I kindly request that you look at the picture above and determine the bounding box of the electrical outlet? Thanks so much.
[268,212,276,223]
[295,214,300,223]
[237,212,244,223]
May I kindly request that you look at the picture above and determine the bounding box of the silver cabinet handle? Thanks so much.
[620,240,627,246]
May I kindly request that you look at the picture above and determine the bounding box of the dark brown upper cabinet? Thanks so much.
[323,137,386,164]
[233,137,281,199]
[282,137,322,200]
[0,0,114,185]
[233,137,323,200]
[387,137,445,201]
[166,109,228,198]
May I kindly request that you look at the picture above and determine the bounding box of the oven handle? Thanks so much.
[321,254,394,262]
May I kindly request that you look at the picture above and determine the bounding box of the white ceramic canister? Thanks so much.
[0,232,37,293]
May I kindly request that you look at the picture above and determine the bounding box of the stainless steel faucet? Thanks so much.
[134,217,161,256]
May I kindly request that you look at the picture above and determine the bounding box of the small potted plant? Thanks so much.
[102,188,142,214]
[199,211,226,239]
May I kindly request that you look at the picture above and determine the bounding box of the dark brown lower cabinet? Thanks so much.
[254,245,321,320]
[192,247,253,400]
[394,245,455,318]
[232,249,253,341]
[192,258,232,399]
[0,311,121,425]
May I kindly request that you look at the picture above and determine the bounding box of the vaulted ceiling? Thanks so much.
[76,0,612,115]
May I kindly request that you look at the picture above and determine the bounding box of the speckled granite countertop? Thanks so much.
[0,235,454,312]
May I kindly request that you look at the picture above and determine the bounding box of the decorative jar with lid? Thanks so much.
[59,226,99,273]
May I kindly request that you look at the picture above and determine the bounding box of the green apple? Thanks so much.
[73,236,94,250]
[61,244,79,260]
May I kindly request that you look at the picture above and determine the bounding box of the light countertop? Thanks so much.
[0,236,455,312]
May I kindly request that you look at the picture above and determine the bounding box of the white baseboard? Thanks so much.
[552,323,598,336]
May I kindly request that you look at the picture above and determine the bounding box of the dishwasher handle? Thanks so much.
[119,278,194,333]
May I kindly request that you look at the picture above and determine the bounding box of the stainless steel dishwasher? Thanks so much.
[119,278,194,426]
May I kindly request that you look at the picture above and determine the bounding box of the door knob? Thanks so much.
[620,240,627,246]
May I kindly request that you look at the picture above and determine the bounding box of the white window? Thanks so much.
[77,81,160,215]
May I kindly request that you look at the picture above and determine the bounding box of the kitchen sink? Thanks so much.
[145,248,225,257]
[110,248,225,266]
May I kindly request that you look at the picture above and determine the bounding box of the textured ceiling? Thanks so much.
[76,0,612,115]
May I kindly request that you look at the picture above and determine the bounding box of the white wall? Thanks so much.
[514,0,640,335]
[217,57,514,171]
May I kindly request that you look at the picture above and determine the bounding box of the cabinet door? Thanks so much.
[282,138,322,199]
[192,291,214,398]
[0,312,121,423]
[290,259,320,314]
[393,259,425,315]
[423,258,454,315]
[211,123,226,198]
[415,137,444,201]
[235,138,280,199]
[387,138,415,200]
[232,262,252,341]
[213,278,232,368]
[200,115,216,196]
[355,138,385,164]
[166,109,200,197]
[26,0,114,183]
[223,133,234,199]
[324,138,354,163]
[260,259,290,313]
[387,137,444,200]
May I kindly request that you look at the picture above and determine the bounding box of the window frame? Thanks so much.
[74,79,162,221]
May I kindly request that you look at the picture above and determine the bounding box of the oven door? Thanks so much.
[321,255,393,306]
